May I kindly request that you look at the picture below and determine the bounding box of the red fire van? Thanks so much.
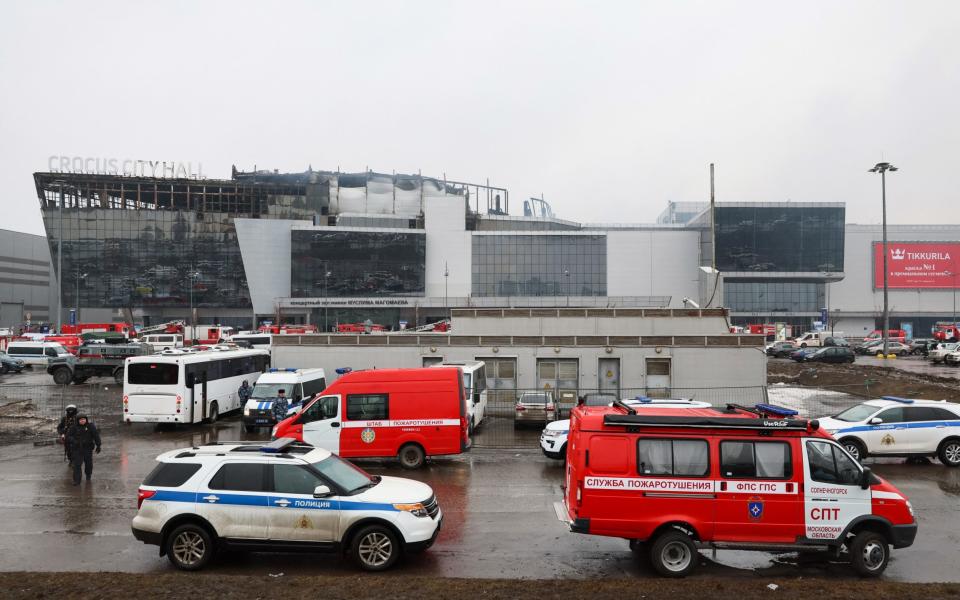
[559,401,917,578]
[273,368,470,469]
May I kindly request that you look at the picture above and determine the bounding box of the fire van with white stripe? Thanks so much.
[272,368,470,470]
[558,401,917,578]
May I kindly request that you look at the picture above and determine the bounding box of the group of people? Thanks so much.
[56,405,102,485]
[237,380,290,421]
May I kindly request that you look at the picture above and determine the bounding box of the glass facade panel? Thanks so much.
[291,230,425,297]
[471,235,606,297]
[724,280,825,313]
[715,206,844,272]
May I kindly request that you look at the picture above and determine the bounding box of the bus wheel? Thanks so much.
[650,530,698,577]
[850,531,889,577]
[398,443,425,469]
[205,402,219,424]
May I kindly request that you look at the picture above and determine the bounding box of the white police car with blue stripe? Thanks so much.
[132,437,441,571]
[818,396,960,466]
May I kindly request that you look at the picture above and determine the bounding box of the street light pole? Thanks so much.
[75,268,87,323]
[947,270,957,326]
[869,162,898,358]
[444,262,449,319]
[563,268,570,307]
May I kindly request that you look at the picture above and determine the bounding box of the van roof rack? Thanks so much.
[612,400,636,415]
[603,414,818,431]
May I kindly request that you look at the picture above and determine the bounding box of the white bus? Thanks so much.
[123,348,270,425]
[228,331,273,351]
[430,360,487,431]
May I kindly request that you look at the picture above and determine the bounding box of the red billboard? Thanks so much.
[873,242,960,289]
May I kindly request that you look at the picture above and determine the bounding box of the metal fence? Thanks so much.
[0,383,121,444]
[472,384,870,449]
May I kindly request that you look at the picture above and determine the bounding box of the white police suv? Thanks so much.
[132,438,442,571]
[818,396,960,467]
[540,397,712,459]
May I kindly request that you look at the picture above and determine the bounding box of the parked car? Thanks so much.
[854,339,885,355]
[823,336,850,347]
[866,341,911,356]
[945,349,960,366]
[909,338,935,355]
[929,342,959,364]
[819,396,960,466]
[514,390,557,428]
[0,350,26,374]
[765,341,798,357]
[790,348,818,361]
[798,346,856,364]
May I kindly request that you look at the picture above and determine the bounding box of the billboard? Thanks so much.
[873,242,960,289]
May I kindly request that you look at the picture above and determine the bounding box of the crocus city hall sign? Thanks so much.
[47,155,205,179]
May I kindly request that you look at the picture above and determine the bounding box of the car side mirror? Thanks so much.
[860,467,873,490]
[869,417,883,425]
[313,485,333,498]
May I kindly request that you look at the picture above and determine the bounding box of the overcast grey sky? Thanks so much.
[2,0,958,235]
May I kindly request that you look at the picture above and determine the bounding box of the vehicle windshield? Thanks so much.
[311,454,375,494]
[834,403,880,423]
[128,362,179,385]
[251,383,296,400]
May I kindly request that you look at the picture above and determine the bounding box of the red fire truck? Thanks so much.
[61,322,135,338]
[559,401,916,577]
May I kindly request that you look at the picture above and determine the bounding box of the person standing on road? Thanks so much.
[238,380,252,405]
[57,404,79,465]
[66,414,101,485]
[272,389,288,423]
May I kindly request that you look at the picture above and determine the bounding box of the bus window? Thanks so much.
[129,363,179,386]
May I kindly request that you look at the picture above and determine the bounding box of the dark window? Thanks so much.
[637,438,709,477]
[807,440,860,485]
[300,396,339,424]
[720,441,792,479]
[272,464,326,495]
[876,407,904,423]
[290,230,426,298]
[143,462,202,487]
[346,394,388,421]
[208,463,268,492]
[928,407,960,421]
[44,347,58,357]
[128,362,179,385]
[9,346,41,356]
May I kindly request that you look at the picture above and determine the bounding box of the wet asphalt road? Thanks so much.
[856,355,960,380]
[1,416,959,582]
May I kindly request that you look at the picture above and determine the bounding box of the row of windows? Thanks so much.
[146,462,333,496]
[603,438,860,485]
[471,235,607,297]
[725,281,825,313]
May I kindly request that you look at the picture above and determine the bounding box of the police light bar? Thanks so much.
[754,403,800,417]
[261,437,298,453]
[268,368,278,373]
[881,396,915,404]
[633,395,653,403]
[603,414,818,431]
[285,368,298,372]
[335,367,353,375]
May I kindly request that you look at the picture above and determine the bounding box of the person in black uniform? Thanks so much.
[66,414,101,485]
[57,404,79,465]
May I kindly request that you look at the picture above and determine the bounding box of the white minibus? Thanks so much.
[123,347,270,424]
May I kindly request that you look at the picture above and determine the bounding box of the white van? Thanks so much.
[794,331,844,348]
[242,367,327,431]
[5,341,72,366]
[429,360,487,432]
[141,334,183,351]
[229,331,272,351]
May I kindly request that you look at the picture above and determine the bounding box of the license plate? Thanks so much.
[140,417,159,422]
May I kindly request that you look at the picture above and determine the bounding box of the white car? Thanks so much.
[540,397,712,459]
[945,350,960,366]
[132,438,442,571]
[818,397,960,467]
[928,342,959,364]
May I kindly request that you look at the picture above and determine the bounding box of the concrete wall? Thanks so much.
[831,224,960,317]
[0,228,55,328]
[235,218,312,315]
[606,229,702,306]
[424,196,471,299]
[452,311,732,336]
[274,343,765,398]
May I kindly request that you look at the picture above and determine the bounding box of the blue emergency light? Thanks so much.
[754,403,800,417]
[285,368,298,372]
[268,368,278,373]
[260,438,297,453]
[881,396,915,404]
[634,396,653,403]
[335,367,353,375]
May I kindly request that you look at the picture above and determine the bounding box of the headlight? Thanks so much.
[244,407,250,416]
[393,502,429,517]
[543,430,566,438]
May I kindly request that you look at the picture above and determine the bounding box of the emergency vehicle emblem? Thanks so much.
[748,497,764,521]
[361,427,376,444]
[881,434,895,446]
